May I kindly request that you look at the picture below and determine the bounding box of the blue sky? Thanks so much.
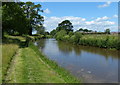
[21,1,118,32]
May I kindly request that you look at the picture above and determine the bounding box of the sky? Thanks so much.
[20,1,118,32]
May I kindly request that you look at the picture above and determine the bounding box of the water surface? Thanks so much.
[35,39,119,83]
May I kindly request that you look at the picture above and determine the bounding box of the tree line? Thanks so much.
[50,20,111,37]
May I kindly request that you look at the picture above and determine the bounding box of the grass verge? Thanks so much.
[29,42,80,83]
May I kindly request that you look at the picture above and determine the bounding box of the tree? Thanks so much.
[105,29,110,34]
[36,25,45,35]
[50,29,56,36]
[55,30,67,40]
[2,2,44,36]
[78,28,83,32]
[23,2,44,35]
[83,29,89,32]
[57,20,73,33]
[2,2,29,36]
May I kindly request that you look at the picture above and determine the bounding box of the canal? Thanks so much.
[35,39,119,83]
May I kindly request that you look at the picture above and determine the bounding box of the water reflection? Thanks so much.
[35,39,119,83]
[57,41,119,59]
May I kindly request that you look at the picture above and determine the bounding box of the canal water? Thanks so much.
[35,39,119,83]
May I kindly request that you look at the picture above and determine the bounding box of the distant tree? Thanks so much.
[50,29,56,36]
[56,30,67,40]
[36,25,45,35]
[78,28,83,32]
[83,29,89,32]
[57,20,73,33]
[105,29,110,34]
[45,31,49,35]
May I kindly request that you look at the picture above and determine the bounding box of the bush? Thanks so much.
[74,32,82,43]
[55,30,67,40]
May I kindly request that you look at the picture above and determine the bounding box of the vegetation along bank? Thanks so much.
[50,20,120,50]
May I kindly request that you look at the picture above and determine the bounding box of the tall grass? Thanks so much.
[79,34,120,50]
[55,33,120,50]
[2,44,19,81]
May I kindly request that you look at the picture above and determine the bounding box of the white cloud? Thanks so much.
[85,21,95,25]
[95,16,110,21]
[44,8,51,14]
[98,1,111,8]
[43,16,117,32]
[113,14,118,18]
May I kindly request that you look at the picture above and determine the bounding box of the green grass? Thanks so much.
[4,35,26,42]
[2,35,80,83]
[5,47,66,83]
[79,34,119,49]
[2,44,19,81]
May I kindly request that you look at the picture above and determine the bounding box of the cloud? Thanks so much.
[98,1,111,8]
[113,14,118,18]
[43,16,117,32]
[44,8,51,14]
[95,16,110,21]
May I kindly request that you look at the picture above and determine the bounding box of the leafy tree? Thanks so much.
[23,2,44,35]
[105,29,110,34]
[83,29,89,32]
[36,25,45,35]
[57,20,73,33]
[50,29,56,36]
[78,28,83,32]
[2,2,29,36]
[55,30,67,40]
[2,2,44,36]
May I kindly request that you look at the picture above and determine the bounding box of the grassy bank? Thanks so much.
[55,31,120,50]
[29,42,80,83]
[2,35,80,83]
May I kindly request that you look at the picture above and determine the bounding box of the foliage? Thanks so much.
[50,29,57,36]
[79,34,119,50]
[105,29,110,34]
[56,20,73,33]
[74,32,82,43]
[2,2,44,36]
[2,2,29,35]
[55,30,67,40]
